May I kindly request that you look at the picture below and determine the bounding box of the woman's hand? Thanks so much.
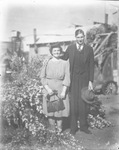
[44,85,53,95]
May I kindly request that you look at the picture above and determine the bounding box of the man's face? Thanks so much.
[76,33,85,45]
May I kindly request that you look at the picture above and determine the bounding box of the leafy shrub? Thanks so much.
[1,54,47,140]
[86,24,106,44]
[1,54,83,150]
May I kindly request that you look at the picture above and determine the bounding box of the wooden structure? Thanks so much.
[92,32,118,94]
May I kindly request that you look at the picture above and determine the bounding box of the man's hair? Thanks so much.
[75,29,85,37]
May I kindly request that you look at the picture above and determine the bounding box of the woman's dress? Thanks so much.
[40,57,70,117]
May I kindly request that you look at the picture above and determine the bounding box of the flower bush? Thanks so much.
[2,55,44,126]
[1,54,48,143]
[1,54,84,150]
[87,96,112,129]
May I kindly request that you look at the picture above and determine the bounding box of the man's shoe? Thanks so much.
[70,127,79,135]
[80,128,92,134]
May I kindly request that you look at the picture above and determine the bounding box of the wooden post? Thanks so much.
[111,4,119,92]
[34,28,38,54]
[105,13,108,24]
[117,10,119,90]
[105,13,108,32]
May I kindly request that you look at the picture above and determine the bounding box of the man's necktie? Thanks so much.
[77,44,82,51]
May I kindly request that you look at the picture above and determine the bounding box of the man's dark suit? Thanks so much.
[62,42,94,134]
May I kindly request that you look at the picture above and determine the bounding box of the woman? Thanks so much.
[40,44,70,132]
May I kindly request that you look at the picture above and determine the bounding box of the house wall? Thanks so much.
[29,46,50,61]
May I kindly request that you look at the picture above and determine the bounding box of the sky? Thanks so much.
[0,0,119,42]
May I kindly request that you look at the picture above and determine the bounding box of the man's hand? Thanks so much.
[47,88,54,95]
[60,91,66,99]
[60,85,67,99]
[88,81,93,91]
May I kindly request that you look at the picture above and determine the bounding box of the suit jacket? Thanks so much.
[62,43,94,83]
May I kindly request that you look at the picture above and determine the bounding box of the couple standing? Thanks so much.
[40,29,94,135]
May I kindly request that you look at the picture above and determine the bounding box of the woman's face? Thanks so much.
[52,47,61,58]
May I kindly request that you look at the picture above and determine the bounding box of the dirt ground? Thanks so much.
[70,94,119,150]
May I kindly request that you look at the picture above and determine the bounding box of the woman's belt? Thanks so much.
[46,78,63,81]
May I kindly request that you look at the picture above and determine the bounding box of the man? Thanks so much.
[62,29,94,135]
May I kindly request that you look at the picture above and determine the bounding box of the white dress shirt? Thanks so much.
[76,43,84,51]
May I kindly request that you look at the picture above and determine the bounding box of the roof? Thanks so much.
[25,24,101,45]
[36,35,75,44]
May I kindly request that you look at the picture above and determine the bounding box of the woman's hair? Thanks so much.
[75,29,85,37]
[49,43,63,55]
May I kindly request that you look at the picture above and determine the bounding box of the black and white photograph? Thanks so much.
[0,0,119,149]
